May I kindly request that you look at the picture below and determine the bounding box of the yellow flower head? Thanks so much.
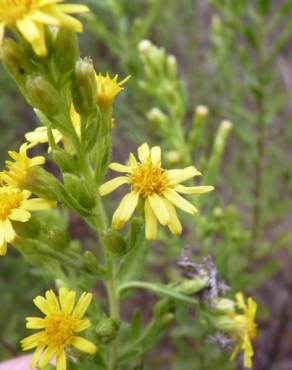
[230,293,257,369]
[0,143,45,188]
[0,0,89,57]
[96,73,130,109]
[99,143,214,240]
[25,104,81,151]
[0,186,55,255]
[21,288,97,370]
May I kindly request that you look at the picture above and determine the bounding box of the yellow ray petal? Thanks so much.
[9,208,31,222]
[109,162,132,173]
[4,219,16,242]
[26,317,45,329]
[175,185,214,194]
[137,143,150,163]
[99,176,129,196]
[163,189,197,214]
[163,198,182,235]
[144,199,157,240]
[56,350,67,370]
[150,146,161,164]
[148,193,170,226]
[167,166,201,185]
[71,336,97,354]
[16,17,47,57]
[73,292,92,319]
[112,191,139,229]
[59,287,76,314]
[21,198,56,211]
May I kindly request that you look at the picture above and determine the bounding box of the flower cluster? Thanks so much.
[214,293,257,368]
[100,143,214,239]
[21,288,97,370]
[0,144,55,255]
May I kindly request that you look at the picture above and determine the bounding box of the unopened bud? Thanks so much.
[175,276,210,295]
[72,58,97,115]
[154,298,175,318]
[26,74,60,116]
[165,150,180,164]
[214,298,235,313]
[40,226,70,251]
[96,318,120,344]
[53,149,79,173]
[138,39,153,54]
[63,174,96,210]
[146,108,168,125]
[104,229,127,255]
[166,55,177,78]
[1,38,34,85]
[54,28,79,73]
[12,217,41,239]
[83,251,106,276]
[22,166,59,201]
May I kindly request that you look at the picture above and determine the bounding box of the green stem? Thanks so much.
[80,150,120,370]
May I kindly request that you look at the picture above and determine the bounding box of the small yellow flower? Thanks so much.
[0,0,89,57]
[96,73,130,109]
[0,186,55,256]
[230,293,257,369]
[0,143,45,188]
[25,104,81,150]
[99,143,214,240]
[21,288,97,370]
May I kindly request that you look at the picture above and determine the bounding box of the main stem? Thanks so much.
[80,150,120,370]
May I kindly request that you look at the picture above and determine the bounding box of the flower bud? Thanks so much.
[154,298,176,318]
[53,149,79,173]
[83,251,106,276]
[160,312,175,329]
[54,28,79,73]
[146,108,168,126]
[0,38,34,86]
[63,173,96,210]
[175,275,210,295]
[26,74,60,116]
[39,226,70,251]
[214,298,235,313]
[138,39,153,55]
[96,318,120,344]
[166,54,177,79]
[12,217,41,239]
[165,150,180,164]
[104,229,127,255]
[22,166,59,201]
[72,58,97,115]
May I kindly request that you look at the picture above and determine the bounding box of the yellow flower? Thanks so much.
[21,288,97,370]
[99,143,214,240]
[230,293,257,369]
[96,73,130,109]
[0,0,89,57]
[25,104,81,150]
[0,143,45,189]
[0,186,55,255]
